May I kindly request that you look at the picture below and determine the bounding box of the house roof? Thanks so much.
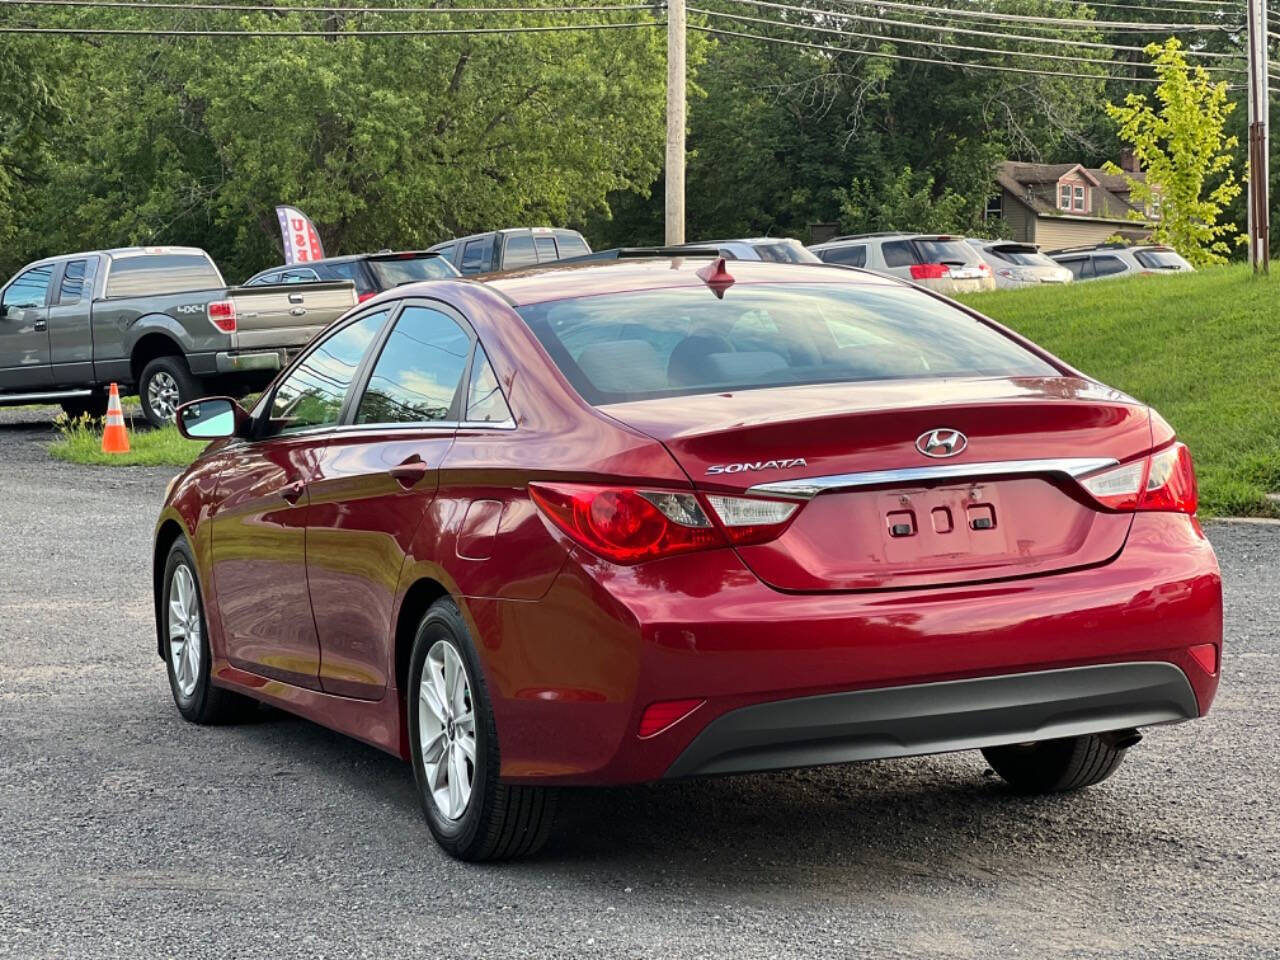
[997,160,1149,225]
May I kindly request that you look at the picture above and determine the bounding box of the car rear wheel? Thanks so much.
[140,355,203,428]
[982,734,1128,793]
[162,538,253,724]
[407,597,556,861]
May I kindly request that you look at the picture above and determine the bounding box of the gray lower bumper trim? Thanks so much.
[665,662,1198,779]
[215,349,284,374]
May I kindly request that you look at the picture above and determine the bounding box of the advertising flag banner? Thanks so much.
[275,205,326,264]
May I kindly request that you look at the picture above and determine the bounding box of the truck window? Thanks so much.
[58,258,98,305]
[105,253,222,298]
[554,231,590,258]
[503,232,538,271]
[3,265,54,309]
[436,244,457,265]
[461,236,494,274]
[534,236,558,262]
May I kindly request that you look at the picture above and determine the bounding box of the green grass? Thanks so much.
[48,414,208,467]
[957,264,1280,517]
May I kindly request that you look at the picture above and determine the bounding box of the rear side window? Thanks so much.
[58,258,98,305]
[1058,257,1091,279]
[268,311,389,434]
[3,264,53,308]
[503,232,538,271]
[554,232,590,258]
[518,283,1059,405]
[105,253,222,298]
[280,267,321,283]
[1093,256,1127,277]
[880,240,914,267]
[356,306,471,424]
[466,347,513,424]
[316,261,373,295]
[248,272,281,286]
[461,236,494,274]
[819,245,866,268]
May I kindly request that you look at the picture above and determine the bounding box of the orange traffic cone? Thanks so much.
[101,382,131,454]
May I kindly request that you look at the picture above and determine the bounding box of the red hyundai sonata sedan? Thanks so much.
[155,256,1221,860]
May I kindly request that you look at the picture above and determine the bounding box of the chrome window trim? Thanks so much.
[746,457,1119,500]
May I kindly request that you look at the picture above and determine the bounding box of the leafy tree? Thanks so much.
[1104,38,1242,266]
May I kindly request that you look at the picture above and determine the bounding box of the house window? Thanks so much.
[984,194,1002,221]
[1073,185,1086,212]
[1148,192,1162,219]
[1059,184,1072,210]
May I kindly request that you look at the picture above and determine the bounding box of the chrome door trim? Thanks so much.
[746,457,1119,500]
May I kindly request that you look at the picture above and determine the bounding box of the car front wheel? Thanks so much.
[407,598,556,861]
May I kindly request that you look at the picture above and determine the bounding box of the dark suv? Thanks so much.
[429,228,591,275]
[245,251,459,301]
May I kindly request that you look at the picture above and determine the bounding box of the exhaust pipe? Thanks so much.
[1100,728,1143,751]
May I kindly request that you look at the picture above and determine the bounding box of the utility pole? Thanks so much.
[665,0,686,245]
[1246,0,1270,273]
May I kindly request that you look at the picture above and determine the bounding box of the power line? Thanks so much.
[816,0,1239,32]
[716,0,1247,60]
[4,0,658,13]
[693,6,1245,71]
[690,21,1182,80]
[0,19,662,34]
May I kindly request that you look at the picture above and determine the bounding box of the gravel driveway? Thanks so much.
[1,406,1276,959]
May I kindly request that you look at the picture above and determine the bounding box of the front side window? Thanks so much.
[466,347,513,424]
[356,306,471,424]
[3,265,54,309]
[518,283,1059,406]
[267,311,389,434]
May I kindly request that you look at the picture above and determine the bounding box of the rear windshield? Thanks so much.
[987,246,1056,267]
[518,283,1058,405]
[1134,249,1188,270]
[105,253,222,298]
[367,255,455,288]
[753,241,818,263]
[912,238,977,265]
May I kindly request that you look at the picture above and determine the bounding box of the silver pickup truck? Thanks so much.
[0,246,357,426]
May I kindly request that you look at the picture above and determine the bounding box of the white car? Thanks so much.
[966,239,1073,289]
[809,233,995,294]
[1048,244,1194,282]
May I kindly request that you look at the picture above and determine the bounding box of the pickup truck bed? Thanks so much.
[0,247,356,426]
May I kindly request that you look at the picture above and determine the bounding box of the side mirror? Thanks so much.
[176,396,250,440]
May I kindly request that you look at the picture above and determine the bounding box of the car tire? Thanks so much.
[161,537,254,725]
[407,597,557,861]
[59,391,109,420]
[140,355,203,428]
[982,734,1127,793]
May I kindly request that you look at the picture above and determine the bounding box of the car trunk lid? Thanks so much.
[602,376,1149,591]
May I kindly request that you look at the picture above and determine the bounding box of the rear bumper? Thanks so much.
[214,349,286,374]
[477,511,1222,785]
[665,661,1197,778]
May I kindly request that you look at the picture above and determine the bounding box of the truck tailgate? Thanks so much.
[226,281,357,351]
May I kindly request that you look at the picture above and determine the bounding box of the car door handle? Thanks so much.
[389,456,430,487]
[279,480,305,504]
[288,293,304,304]
[33,319,47,331]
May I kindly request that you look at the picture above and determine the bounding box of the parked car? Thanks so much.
[0,246,357,426]
[965,239,1073,289]
[244,250,458,300]
[1048,244,1194,282]
[809,233,996,293]
[429,227,591,275]
[561,238,819,265]
[158,256,1220,861]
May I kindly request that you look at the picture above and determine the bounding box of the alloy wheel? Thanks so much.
[167,563,202,698]
[418,640,477,821]
[148,371,181,422]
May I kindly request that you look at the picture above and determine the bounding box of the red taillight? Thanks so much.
[638,698,705,738]
[207,300,236,333]
[909,263,950,280]
[357,291,377,303]
[976,261,991,273]
[1079,442,1198,514]
[528,484,799,564]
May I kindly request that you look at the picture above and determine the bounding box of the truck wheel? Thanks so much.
[139,356,203,428]
[59,391,109,420]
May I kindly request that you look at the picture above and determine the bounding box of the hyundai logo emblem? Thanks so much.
[916,428,967,458]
